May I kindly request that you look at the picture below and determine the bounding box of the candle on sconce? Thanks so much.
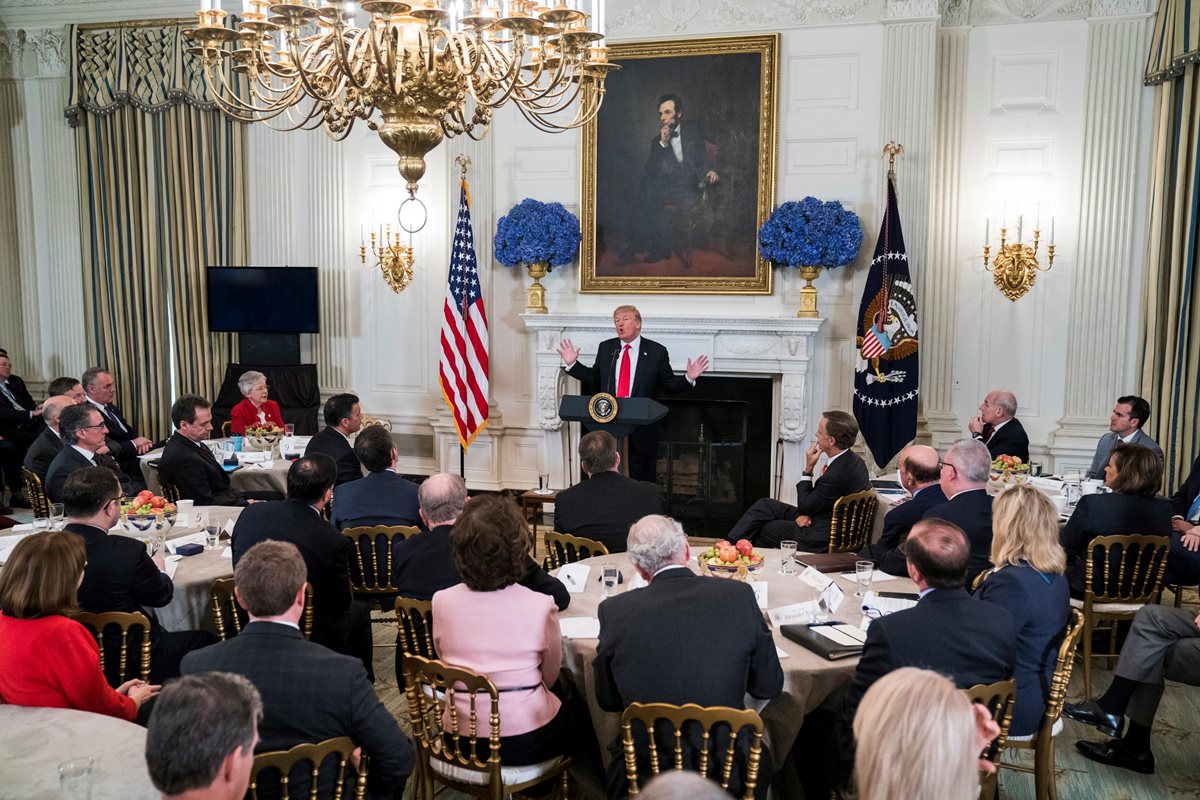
[984,217,990,245]
[1002,200,1007,229]
[1036,202,1041,231]
[1050,217,1055,245]
[201,0,213,10]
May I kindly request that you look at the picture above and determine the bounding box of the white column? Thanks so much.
[308,134,354,394]
[881,0,941,447]
[1046,6,1152,468]
[920,17,970,449]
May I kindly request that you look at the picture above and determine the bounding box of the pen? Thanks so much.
[565,574,576,586]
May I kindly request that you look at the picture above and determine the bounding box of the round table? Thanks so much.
[139,446,293,497]
[0,706,158,799]
[148,507,243,632]
[553,550,917,776]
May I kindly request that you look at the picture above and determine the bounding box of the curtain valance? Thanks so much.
[1146,0,1200,85]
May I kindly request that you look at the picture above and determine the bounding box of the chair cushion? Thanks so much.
[1069,598,1149,614]
[429,754,565,786]
[1006,718,1063,742]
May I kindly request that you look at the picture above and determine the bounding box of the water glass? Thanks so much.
[285,423,296,437]
[779,540,798,575]
[856,560,875,597]
[32,516,50,532]
[50,502,65,529]
[538,473,551,494]
[205,524,221,550]
[58,757,94,800]
[600,563,619,599]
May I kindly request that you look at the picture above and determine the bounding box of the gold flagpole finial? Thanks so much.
[456,155,471,176]
[882,142,904,178]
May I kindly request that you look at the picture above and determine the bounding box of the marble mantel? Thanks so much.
[521,313,825,504]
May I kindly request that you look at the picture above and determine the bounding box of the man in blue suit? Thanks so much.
[331,425,420,531]
[860,444,946,576]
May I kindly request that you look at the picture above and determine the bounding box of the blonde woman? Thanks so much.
[975,485,1069,736]
[854,667,999,800]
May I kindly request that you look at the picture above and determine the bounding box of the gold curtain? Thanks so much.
[69,21,246,440]
[1140,0,1200,488]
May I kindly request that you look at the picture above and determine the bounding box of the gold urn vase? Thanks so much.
[796,265,823,318]
[525,261,551,314]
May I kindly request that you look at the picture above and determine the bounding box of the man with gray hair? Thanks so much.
[922,439,995,576]
[594,514,783,795]
[22,395,76,480]
[145,672,262,800]
[968,389,1029,462]
[45,403,136,502]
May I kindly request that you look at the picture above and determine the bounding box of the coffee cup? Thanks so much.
[176,499,195,526]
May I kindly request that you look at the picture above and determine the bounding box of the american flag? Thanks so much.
[439,178,490,448]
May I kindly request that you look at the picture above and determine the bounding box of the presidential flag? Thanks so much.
[853,175,919,468]
[438,177,490,448]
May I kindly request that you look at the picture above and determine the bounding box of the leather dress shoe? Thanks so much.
[1075,739,1155,774]
[1063,700,1125,737]
[7,493,31,509]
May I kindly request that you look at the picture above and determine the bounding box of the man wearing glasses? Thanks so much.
[44,403,136,503]
[921,439,995,577]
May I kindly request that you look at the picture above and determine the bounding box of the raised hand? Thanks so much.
[555,339,580,367]
[805,439,821,472]
[685,355,709,381]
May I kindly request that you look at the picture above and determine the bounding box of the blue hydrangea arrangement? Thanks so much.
[494,198,581,268]
[758,196,863,268]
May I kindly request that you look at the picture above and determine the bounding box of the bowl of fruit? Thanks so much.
[120,491,178,535]
[989,454,1030,490]
[244,424,285,453]
[697,539,765,581]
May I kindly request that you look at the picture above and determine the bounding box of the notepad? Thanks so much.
[556,563,591,593]
[559,617,600,639]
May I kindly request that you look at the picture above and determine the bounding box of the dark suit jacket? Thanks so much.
[552,471,663,553]
[594,568,783,712]
[792,450,871,550]
[567,336,691,399]
[67,521,173,620]
[231,499,355,648]
[305,427,363,486]
[331,470,420,530]
[181,622,413,797]
[158,432,245,506]
[391,524,568,610]
[87,399,140,462]
[644,125,714,199]
[975,564,1070,736]
[45,445,131,503]
[1170,454,1200,518]
[922,489,994,577]
[22,427,63,480]
[0,375,37,435]
[983,418,1029,461]
[1060,492,1173,593]
[861,483,946,576]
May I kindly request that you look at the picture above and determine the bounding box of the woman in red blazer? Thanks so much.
[0,531,159,721]
[229,370,285,434]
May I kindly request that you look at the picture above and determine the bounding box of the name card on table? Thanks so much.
[1028,476,1065,493]
[821,581,845,613]
[767,602,819,628]
[556,563,590,593]
[560,617,600,639]
[799,566,833,591]
[165,554,182,579]
[751,582,768,609]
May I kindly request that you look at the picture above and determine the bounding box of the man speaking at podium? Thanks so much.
[556,305,709,483]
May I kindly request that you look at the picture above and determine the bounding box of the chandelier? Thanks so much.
[185,0,617,197]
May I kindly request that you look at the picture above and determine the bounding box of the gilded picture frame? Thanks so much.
[580,34,779,295]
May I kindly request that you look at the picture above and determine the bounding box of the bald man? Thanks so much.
[859,444,946,576]
[967,390,1029,462]
[22,395,77,480]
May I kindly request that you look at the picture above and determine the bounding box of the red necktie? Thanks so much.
[617,344,632,398]
[821,463,828,477]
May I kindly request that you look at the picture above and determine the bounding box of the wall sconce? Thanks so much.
[360,224,415,294]
[981,207,1055,302]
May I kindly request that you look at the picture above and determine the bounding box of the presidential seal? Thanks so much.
[588,392,618,424]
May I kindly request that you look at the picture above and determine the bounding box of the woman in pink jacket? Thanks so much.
[432,495,573,766]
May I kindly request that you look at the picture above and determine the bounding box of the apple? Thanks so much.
[720,548,738,563]
[735,539,753,557]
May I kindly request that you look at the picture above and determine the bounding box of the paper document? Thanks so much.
[556,563,591,594]
[861,590,918,617]
[767,602,819,628]
[839,570,899,583]
[0,532,34,564]
[165,555,182,579]
[811,624,867,647]
[559,617,601,639]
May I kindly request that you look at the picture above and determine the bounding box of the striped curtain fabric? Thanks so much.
[1140,0,1200,488]
[68,22,246,440]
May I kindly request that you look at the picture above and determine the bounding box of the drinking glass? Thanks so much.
[205,524,221,550]
[50,503,65,529]
[779,540,798,575]
[32,516,50,532]
[538,473,552,494]
[285,423,296,437]
[58,757,94,800]
[856,560,875,597]
[600,563,619,599]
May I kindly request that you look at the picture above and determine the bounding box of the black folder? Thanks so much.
[780,622,865,661]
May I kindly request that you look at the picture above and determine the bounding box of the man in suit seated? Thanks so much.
[83,366,154,479]
[553,430,663,553]
[968,389,1029,461]
[145,672,262,800]
[859,444,946,576]
[305,393,364,486]
[64,467,213,682]
[0,352,42,508]
[594,514,784,798]
[231,455,374,679]
[45,403,136,503]
[1087,395,1163,479]
[22,395,75,481]
[183,541,414,799]
[48,375,87,404]
[1065,604,1200,774]
[1167,451,1200,591]
[158,394,280,507]
[729,410,870,550]
[922,438,995,578]
[330,424,420,530]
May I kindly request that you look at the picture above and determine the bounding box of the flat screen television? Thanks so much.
[206,267,320,333]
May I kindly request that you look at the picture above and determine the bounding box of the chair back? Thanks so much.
[210,577,246,641]
[828,490,878,553]
[20,467,49,518]
[302,581,314,640]
[74,611,152,687]
[964,677,1016,800]
[1084,534,1170,603]
[619,702,765,800]
[395,596,437,661]
[1042,608,1085,728]
[544,531,609,570]
[342,525,421,600]
[158,481,181,504]
[249,736,366,800]
[402,655,503,790]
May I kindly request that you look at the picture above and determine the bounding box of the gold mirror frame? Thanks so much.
[579,34,779,295]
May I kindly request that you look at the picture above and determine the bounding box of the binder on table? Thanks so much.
[780,621,866,661]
